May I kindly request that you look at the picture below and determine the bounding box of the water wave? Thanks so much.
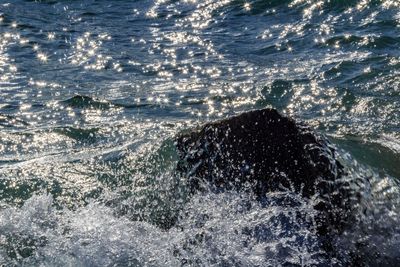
[0,0,399,265]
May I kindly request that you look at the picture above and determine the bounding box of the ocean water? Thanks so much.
[0,0,399,266]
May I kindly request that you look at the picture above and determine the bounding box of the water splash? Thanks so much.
[0,0,399,265]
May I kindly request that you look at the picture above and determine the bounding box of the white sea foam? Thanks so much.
[1,166,399,266]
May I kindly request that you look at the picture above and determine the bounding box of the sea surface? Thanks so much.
[0,0,399,266]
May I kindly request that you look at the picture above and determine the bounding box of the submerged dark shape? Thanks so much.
[175,108,355,237]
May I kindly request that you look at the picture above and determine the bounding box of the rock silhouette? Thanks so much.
[175,108,355,238]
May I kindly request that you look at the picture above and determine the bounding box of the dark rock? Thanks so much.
[175,108,353,237]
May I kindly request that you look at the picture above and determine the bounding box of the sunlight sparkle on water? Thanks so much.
[0,1,399,265]
[37,52,48,62]
[47,32,55,40]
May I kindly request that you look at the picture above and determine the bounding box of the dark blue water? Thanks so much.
[0,0,399,266]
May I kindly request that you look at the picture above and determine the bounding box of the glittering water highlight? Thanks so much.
[0,0,399,266]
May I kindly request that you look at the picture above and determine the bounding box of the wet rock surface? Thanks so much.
[175,108,357,243]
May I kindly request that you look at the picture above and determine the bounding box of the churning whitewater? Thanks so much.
[0,0,399,266]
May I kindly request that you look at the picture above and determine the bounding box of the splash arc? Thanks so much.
[175,108,357,242]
